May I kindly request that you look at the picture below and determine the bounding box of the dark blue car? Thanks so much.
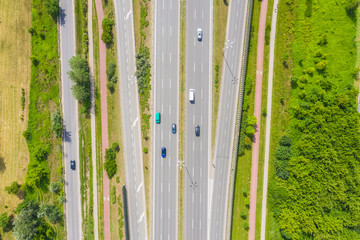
[172,124,176,134]
[161,147,166,158]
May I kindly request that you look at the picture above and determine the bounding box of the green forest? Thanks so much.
[269,0,360,239]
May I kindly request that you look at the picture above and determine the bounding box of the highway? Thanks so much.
[184,0,212,239]
[152,0,179,239]
[209,0,249,239]
[114,0,148,239]
[59,0,82,239]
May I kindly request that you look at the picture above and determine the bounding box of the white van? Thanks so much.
[189,89,195,103]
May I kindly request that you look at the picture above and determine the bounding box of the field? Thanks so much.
[0,0,32,215]
[267,0,360,239]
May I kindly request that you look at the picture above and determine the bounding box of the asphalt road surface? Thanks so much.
[209,0,249,239]
[152,0,179,239]
[114,0,148,239]
[184,0,212,239]
[59,0,82,239]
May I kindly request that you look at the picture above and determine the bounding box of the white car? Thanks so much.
[197,28,203,41]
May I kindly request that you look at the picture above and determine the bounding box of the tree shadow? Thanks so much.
[64,128,72,143]
[60,7,67,26]
[223,0,228,6]
[0,156,5,173]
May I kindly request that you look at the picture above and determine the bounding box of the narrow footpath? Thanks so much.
[88,0,99,238]
[248,0,268,239]
[94,0,111,238]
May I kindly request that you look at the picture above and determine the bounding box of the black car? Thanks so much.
[195,125,200,137]
[70,160,76,170]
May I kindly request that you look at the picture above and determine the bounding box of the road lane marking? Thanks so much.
[169,79,172,89]
[170,25,172,36]
[162,52,164,63]
[161,131,163,141]
[161,182,163,193]
[194,10,196,19]
[132,116,139,128]
[170,52,172,63]
[125,9,132,20]
[162,0,164,9]
[193,115,195,124]
[202,10,204,20]
[194,62,196,72]
[137,182,143,192]
[162,26,164,36]
[169,105,171,115]
[201,63,203,72]
[193,141,195,151]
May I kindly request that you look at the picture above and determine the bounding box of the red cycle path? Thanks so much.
[248,0,268,239]
[94,0,110,239]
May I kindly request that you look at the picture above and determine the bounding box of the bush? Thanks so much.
[107,82,115,93]
[265,25,271,45]
[104,148,117,178]
[49,182,61,194]
[0,213,11,231]
[143,147,148,154]
[240,211,247,220]
[316,60,327,71]
[110,186,116,204]
[51,110,63,138]
[247,115,257,126]
[101,18,115,44]
[44,0,59,18]
[244,198,250,208]
[5,181,21,195]
[275,146,291,161]
[34,146,48,162]
[112,142,120,152]
[243,221,249,231]
[106,62,117,80]
[279,135,292,147]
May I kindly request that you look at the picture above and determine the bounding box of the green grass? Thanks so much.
[20,0,65,238]
[267,0,360,239]
[178,1,186,239]
[212,0,230,148]
[230,0,261,238]
[92,2,105,238]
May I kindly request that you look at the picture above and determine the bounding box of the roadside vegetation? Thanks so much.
[133,0,153,234]
[230,0,262,238]
[212,0,230,147]
[0,0,66,239]
[267,0,360,239]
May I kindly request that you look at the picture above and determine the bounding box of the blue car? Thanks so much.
[172,124,176,134]
[161,147,166,158]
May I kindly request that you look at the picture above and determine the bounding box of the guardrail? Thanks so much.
[225,0,254,239]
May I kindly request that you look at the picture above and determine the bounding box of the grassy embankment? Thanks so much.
[0,0,66,238]
[178,0,186,239]
[267,0,360,239]
[91,3,105,238]
[133,0,153,236]
[98,0,127,238]
[74,0,95,238]
[230,0,261,238]
[212,0,229,148]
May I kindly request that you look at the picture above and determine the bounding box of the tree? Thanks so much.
[279,135,292,147]
[0,213,11,231]
[247,115,257,126]
[25,164,49,188]
[51,110,63,138]
[106,62,117,80]
[245,126,255,137]
[68,56,90,109]
[13,201,40,240]
[275,146,291,161]
[45,0,59,18]
[49,182,61,194]
[34,146,48,162]
[101,18,115,44]
[104,148,117,178]
[5,181,21,195]
[38,204,62,224]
